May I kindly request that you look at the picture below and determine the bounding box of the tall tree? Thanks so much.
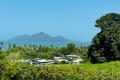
[88,13,120,63]
[0,41,3,46]
[0,41,3,50]
[66,43,76,54]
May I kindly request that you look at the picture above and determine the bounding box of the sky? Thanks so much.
[0,0,120,42]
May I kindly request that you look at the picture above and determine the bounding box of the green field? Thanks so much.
[1,61,120,80]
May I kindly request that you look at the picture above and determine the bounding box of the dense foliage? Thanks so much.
[0,43,88,62]
[1,61,120,80]
[0,43,90,80]
[88,13,120,63]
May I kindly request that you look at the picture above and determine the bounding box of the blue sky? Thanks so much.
[0,0,120,42]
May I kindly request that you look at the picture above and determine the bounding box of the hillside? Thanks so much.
[8,32,69,42]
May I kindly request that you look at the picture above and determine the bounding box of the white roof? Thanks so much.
[55,59,68,62]
[36,59,48,63]
[72,59,83,62]
[54,57,64,59]
[66,55,78,57]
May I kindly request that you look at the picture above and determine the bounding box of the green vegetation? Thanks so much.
[1,61,120,80]
[88,13,120,63]
[0,43,90,80]
[0,43,88,62]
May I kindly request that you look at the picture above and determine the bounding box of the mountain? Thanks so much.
[8,32,69,42]
[54,36,69,42]
[9,34,30,41]
[30,32,54,41]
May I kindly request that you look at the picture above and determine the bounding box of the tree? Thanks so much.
[59,43,76,55]
[66,43,76,54]
[0,41,3,46]
[0,41,3,50]
[13,44,16,48]
[88,13,120,63]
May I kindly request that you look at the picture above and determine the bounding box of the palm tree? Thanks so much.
[24,44,27,47]
[0,41,3,46]
[0,41,3,50]
[13,44,16,48]
[9,44,12,49]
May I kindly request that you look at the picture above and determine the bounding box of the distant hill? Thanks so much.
[8,32,69,42]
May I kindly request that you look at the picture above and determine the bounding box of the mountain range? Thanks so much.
[8,32,70,42]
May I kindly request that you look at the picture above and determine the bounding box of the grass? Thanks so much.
[1,61,120,80]
[40,61,120,80]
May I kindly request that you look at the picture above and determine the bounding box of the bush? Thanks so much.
[1,61,120,80]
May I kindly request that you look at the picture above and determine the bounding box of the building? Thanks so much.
[32,58,54,65]
[54,57,68,64]
[65,55,83,64]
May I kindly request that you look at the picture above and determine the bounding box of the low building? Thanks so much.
[54,57,68,64]
[65,55,83,64]
[72,58,83,64]
[32,58,54,65]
